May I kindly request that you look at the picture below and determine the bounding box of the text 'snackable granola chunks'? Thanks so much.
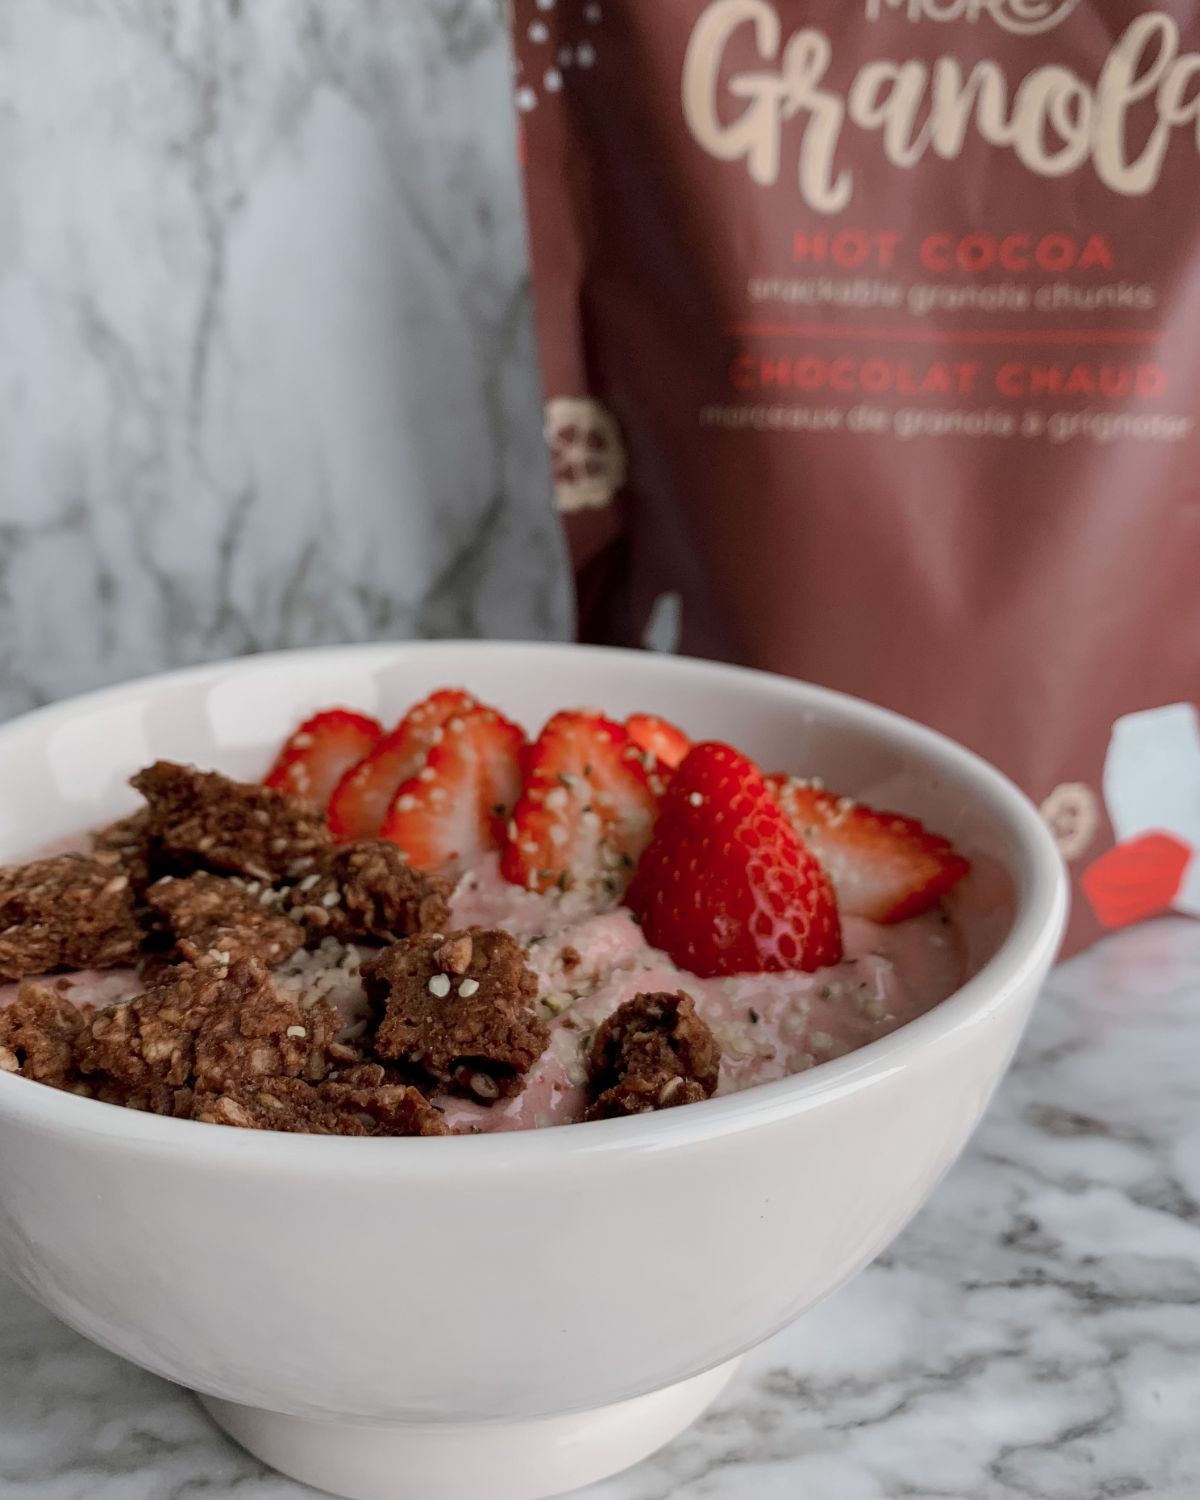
[509,0,1200,954]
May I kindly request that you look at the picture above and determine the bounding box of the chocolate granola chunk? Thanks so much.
[78,957,351,1112]
[365,928,548,1101]
[586,992,720,1121]
[286,841,451,946]
[0,982,91,1089]
[192,1075,449,1137]
[146,872,306,967]
[78,959,249,1108]
[130,761,331,883]
[192,979,348,1094]
[0,855,144,981]
[90,810,159,895]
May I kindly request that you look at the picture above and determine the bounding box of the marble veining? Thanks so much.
[0,919,1197,1499]
[0,0,569,722]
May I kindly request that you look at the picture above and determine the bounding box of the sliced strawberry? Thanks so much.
[378,704,526,872]
[499,711,659,894]
[626,713,691,771]
[327,688,478,840]
[264,709,384,811]
[766,775,969,924]
[626,743,841,977]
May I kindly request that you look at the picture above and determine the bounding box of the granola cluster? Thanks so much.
[146,871,307,967]
[193,1071,447,1137]
[90,810,157,895]
[0,762,458,1136]
[79,957,350,1112]
[1,955,444,1133]
[0,759,725,1135]
[366,928,548,1101]
[0,982,92,1088]
[285,840,452,945]
[585,991,720,1120]
[131,761,332,882]
[0,855,142,981]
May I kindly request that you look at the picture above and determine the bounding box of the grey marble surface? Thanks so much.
[1,918,1197,1499]
[0,0,569,722]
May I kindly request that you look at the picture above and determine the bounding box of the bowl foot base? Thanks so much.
[198,1358,741,1500]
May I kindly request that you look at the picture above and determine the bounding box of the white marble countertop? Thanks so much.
[1,920,1197,1500]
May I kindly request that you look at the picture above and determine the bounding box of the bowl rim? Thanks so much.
[0,640,1068,1167]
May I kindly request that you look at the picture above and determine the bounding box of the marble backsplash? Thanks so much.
[0,0,570,722]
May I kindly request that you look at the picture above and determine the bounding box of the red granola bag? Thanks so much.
[510,0,1200,954]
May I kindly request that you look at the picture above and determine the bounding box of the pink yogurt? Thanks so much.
[0,852,967,1135]
[440,855,966,1132]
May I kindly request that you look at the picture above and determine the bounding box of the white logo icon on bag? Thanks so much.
[1102,702,1200,917]
[545,397,628,513]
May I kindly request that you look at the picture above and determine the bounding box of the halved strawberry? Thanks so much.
[327,688,478,840]
[626,743,841,977]
[263,709,384,811]
[626,713,690,771]
[766,775,969,924]
[378,704,526,872]
[499,711,659,894]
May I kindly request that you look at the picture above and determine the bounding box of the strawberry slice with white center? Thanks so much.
[499,711,659,894]
[263,709,384,812]
[327,688,478,841]
[626,713,691,771]
[378,704,526,872]
[766,775,970,924]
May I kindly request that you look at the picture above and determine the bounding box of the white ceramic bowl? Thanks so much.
[0,643,1067,1500]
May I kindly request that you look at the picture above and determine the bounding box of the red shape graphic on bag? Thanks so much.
[1080,833,1192,931]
